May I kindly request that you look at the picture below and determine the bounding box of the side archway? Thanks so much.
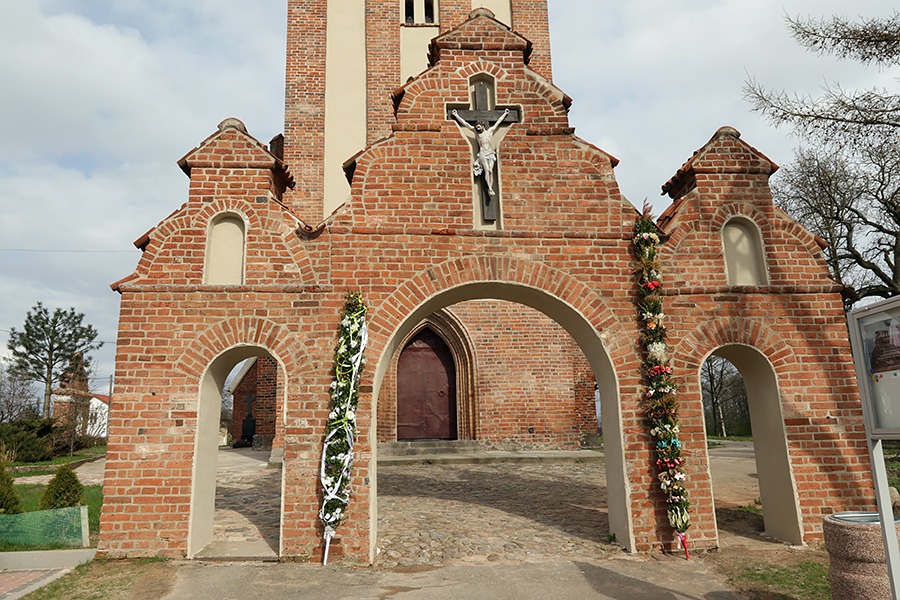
[676,318,803,545]
[189,345,288,557]
[176,317,305,558]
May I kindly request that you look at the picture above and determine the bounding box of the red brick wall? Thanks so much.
[229,357,278,445]
[99,8,873,563]
[376,301,598,449]
[283,0,327,222]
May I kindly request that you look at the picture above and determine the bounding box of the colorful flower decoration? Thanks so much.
[319,292,368,565]
[633,204,691,558]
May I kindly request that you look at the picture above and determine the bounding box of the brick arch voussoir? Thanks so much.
[710,201,769,235]
[194,198,254,230]
[365,255,624,371]
[774,212,826,258]
[173,316,309,381]
[660,218,698,256]
[394,66,469,123]
[354,139,409,176]
[457,62,509,83]
[521,74,570,115]
[673,317,799,377]
[417,73,450,93]
[133,208,194,280]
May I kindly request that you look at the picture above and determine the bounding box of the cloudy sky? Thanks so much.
[1,1,896,389]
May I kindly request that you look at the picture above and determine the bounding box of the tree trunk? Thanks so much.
[42,375,52,419]
[716,402,728,438]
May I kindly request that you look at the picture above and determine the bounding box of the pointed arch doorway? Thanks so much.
[397,328,458,440]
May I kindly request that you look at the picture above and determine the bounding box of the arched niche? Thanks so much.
[205,213,246,285]
[723,217,768,286]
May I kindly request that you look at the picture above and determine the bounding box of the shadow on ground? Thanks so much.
[378,463,609,543]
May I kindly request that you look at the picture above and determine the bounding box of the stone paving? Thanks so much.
[13,445,759,567]
[197,448,281,558]
[192,450,619,564]
[374,462,618,568]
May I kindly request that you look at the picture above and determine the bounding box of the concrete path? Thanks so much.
[161,556,741,600]
[12,456,106,486]
[0,550,95,600]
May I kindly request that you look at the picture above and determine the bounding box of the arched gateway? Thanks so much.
[100,3,874,562]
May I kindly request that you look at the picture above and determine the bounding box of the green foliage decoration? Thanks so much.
[319,292,368,565]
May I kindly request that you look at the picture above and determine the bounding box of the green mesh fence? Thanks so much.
[0,505,88,547]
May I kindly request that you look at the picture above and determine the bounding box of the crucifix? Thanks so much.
[448,81,520,222]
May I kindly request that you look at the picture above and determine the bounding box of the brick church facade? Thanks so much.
[100,1,875,562]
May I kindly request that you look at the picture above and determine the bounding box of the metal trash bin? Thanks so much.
[824,512,900,599]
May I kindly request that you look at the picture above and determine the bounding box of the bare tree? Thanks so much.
[745,13,900,148]
[0,364,38,423]
[701,356,750,438]
[747,12,900,306]
[772,138,900,306]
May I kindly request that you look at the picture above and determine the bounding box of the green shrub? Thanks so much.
[0,419,55,463]
[39,465,83,510]
[0,463,22,515]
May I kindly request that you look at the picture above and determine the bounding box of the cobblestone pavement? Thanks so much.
[16,446,758,568]
[374,462,618,568]
[194,451,618,565]
[203,448,281,556]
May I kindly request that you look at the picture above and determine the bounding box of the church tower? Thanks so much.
[282,1,553,222]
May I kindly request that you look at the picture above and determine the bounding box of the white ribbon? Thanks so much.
[319,316,367,566]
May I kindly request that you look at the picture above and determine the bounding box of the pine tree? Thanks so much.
[6,303,102,418]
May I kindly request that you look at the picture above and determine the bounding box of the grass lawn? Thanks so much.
[16,557,176,600]
[730,559,831,600]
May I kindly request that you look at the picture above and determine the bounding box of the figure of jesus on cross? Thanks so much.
[451,108,510,197]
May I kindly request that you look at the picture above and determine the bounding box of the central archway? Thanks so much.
[368,279,632,559]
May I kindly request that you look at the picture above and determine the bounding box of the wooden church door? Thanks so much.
[397,328,458,440]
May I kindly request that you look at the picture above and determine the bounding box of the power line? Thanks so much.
[0,248,134,254]
[0,328,117,345]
